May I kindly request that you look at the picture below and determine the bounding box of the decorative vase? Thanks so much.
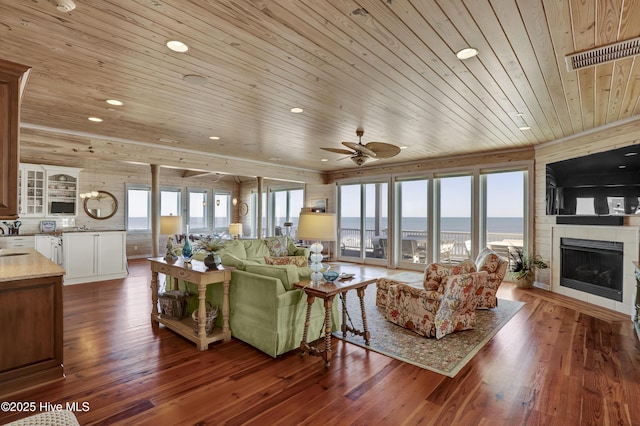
[204,252,221,269]
[182,236,193,263]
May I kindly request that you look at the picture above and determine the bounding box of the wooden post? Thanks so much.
[151,164,160,257]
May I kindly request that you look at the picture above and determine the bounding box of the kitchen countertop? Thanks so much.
[0,248,65,282]
[0,229,126,237]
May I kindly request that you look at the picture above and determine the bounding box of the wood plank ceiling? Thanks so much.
[1,0,640,177]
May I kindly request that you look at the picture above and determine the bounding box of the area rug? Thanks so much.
[332,284,524,378]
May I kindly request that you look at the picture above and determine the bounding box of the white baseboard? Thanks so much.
[533,280,550,291]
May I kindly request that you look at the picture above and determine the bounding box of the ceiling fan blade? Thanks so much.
[321,147,354,155]
[365,142,401,158]
[342,141,377,157]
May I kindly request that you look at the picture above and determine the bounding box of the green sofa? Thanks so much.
[174,236,340,357]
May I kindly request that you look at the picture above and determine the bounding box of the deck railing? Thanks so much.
[339,228,523,260]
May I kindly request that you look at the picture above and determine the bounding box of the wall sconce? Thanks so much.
[232,198,238,206]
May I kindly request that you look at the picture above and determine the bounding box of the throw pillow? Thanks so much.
[434,271,486,339]
[218,239,247,259]
[477,252,500,274]
[422,259,476,292]
[264,236,289,257]
[264,255,309,268]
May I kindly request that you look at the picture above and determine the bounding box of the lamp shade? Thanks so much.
[160,215,182,235]
[229,223,243,237]
[296,212,337,241]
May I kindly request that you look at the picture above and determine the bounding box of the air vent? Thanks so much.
[566,36,640,71]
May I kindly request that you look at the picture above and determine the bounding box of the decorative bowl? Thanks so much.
[323,271,340,282]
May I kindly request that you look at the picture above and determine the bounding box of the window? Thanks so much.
[271,188,303,237]
[483,171,525,245]
[126,185,182,232]
[126,186,150,231]
[213,192,230,234]
[188,189,208,231]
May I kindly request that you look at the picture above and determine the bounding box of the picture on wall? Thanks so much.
[310,199,327,213]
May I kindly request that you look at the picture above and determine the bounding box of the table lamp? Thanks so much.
[160,215,182,262]
[296,212,337,284]
[229,223,243,239]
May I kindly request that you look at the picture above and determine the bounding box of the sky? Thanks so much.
[340,171,525,217]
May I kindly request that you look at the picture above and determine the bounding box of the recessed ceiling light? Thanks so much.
[400,146,408,149]
[290,107,304,114]
[183,74,208,85]
[88,117,103,122]
[624,152,637,156]
[166,40,188,53]
[619,165,627,168]
[209,136,220,140]
[519,126,531,131]
[515,112,524,117]
[321,158,328,162]
[456,47,479,60]
[106,99,123,106]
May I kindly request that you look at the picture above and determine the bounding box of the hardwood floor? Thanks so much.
[1,259,639,425]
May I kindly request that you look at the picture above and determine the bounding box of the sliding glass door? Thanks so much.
[397,178,429,267]
[338,181,388,264]
[437,175,472,264]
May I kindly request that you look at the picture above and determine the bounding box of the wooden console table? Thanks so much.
[295,275,376,367]
[148,257,233,350]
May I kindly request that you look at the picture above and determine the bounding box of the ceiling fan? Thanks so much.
[321,128,402,166]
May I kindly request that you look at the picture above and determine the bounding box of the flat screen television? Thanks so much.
[546,144,640,216]
[50,201,75,214]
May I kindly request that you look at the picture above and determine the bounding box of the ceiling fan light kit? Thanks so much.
[320,128,401,166]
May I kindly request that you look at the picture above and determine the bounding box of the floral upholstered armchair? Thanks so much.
[474,247,508,309]
[384,260,488,339]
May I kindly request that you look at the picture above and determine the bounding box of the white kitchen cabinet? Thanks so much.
[35,235,62,265]
[0,235,35,249]
[18,163,81,218]
[17,165,45,217]
[62,231,127,285]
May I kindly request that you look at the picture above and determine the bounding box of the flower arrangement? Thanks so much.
[200,236,226,253]
[510,247,548,282]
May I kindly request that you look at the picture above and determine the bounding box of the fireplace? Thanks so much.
[551,225,638,317]
[560,237,623,302]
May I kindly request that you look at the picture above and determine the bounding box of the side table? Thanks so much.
[148,257,234,350]
[295,275,376,367]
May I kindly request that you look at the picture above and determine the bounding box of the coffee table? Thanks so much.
[295,274,376,367]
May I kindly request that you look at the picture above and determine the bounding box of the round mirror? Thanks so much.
[83,190,118,220]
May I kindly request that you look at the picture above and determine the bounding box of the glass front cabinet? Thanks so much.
[18,164,81,217]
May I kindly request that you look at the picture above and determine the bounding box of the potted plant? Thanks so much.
[510,247,548,288]
[201,236,226,269]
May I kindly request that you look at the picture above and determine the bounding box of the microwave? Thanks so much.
[50,202,75,214]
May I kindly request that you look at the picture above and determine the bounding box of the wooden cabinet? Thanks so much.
[0,59,31,220]
[18,164,81,217]
[62,231,127,285]
[0,250,64,398]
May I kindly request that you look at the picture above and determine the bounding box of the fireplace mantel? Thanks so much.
[551,225,639,317]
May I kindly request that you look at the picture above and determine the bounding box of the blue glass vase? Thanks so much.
[182,236,193,263]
